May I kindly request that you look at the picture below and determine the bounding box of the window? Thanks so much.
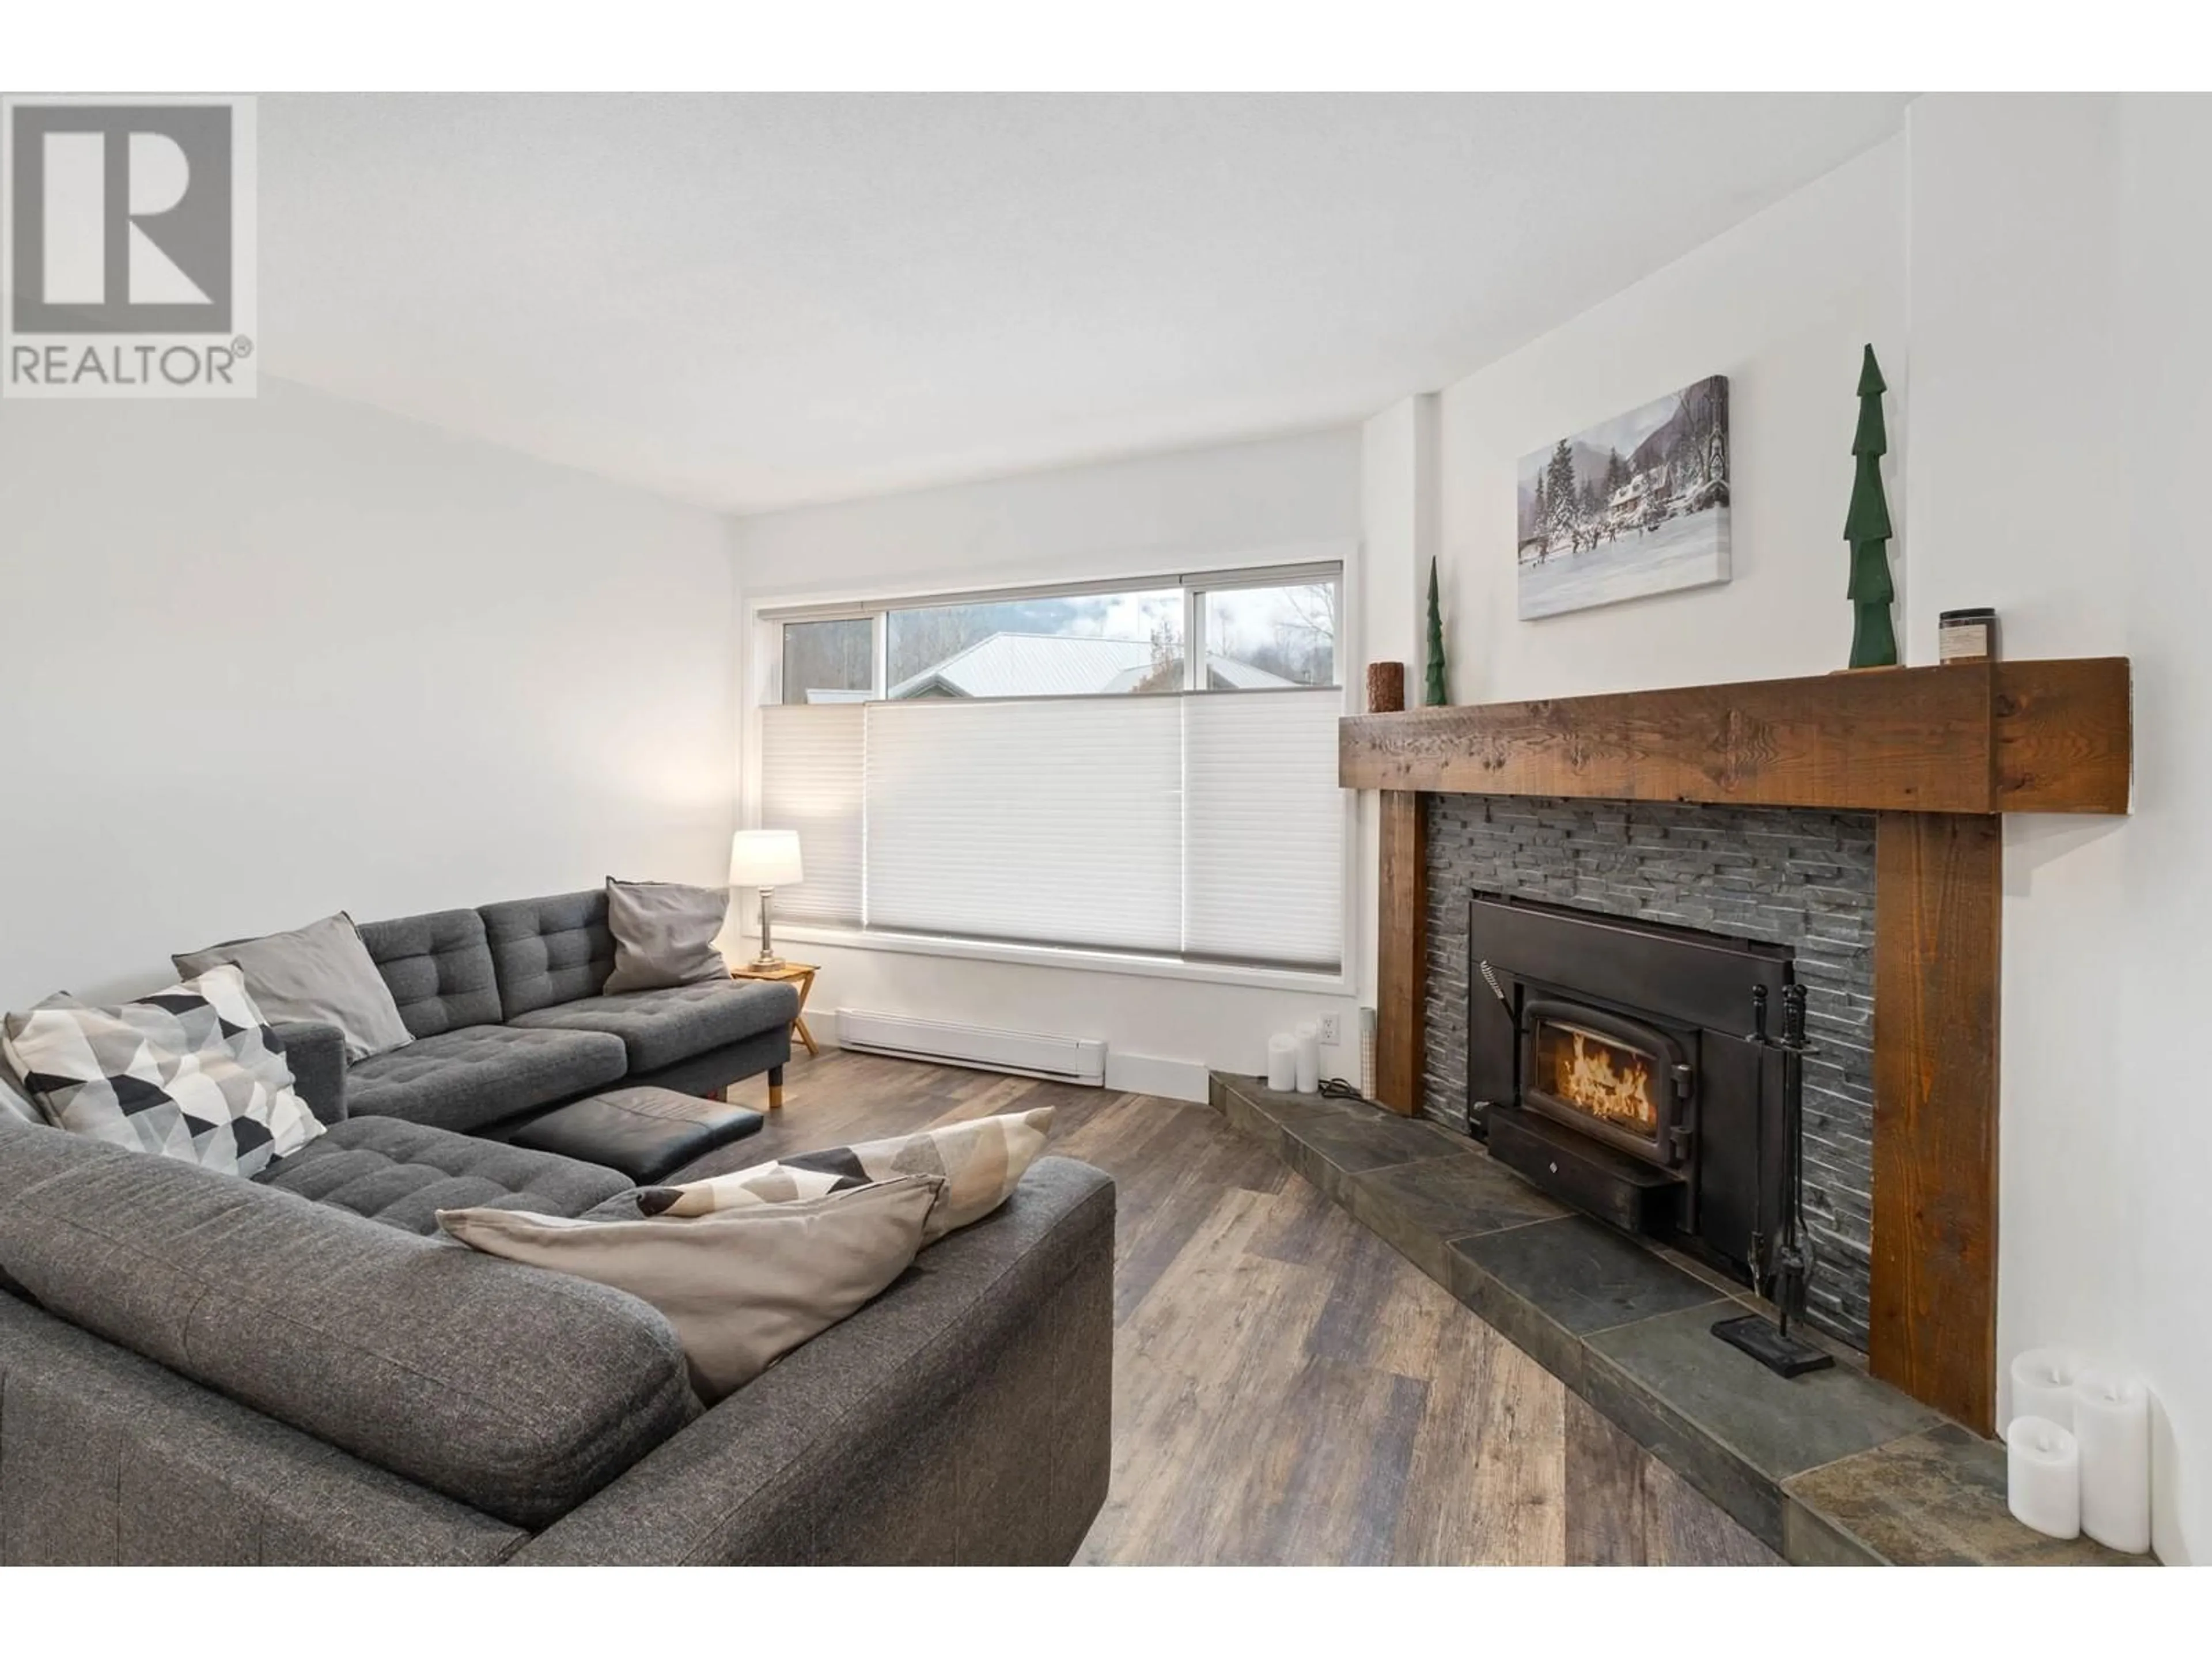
[887,588,1184,698]
[1199,578,1338,688]
[759,563,1344,975]
[779,618,874,706]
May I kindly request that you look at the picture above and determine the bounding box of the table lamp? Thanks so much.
[730,829,804,968]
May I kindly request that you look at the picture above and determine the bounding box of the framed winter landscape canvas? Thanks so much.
[1517,375,1730,620]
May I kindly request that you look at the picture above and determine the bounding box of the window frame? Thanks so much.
[745,548,1357,994]
[766,559,1343,705]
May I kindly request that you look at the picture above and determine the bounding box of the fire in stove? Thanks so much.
[1538,1022,1659,1134]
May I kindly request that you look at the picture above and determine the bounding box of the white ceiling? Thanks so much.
[260,93,1912,514]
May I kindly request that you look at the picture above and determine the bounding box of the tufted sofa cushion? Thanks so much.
[480,889,616,1018]
[509,978,800,1074]
[356,908,503,1039]
[255,1116,628,1234]
[343,1025,627,1135]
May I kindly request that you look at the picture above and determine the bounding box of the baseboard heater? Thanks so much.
[833,1009,1107,1087]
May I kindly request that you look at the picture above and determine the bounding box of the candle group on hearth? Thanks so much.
[1265,1024,1323,1094]
[2004,1346,2153,1554]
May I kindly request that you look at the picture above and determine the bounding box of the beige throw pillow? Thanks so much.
[634,1107,1054,1244]
[438,1173,940,1400]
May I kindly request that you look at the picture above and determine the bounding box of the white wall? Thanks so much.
[728,429,1365,1098]
[1354,395,1435,1013]
[1425,136,1908,703]
[1888,92,2212,1563]
[2109,92,2212,1567]
[0,377,737,1009]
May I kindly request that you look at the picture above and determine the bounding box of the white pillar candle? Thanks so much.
[2006,1415,2081,1540]
[2009,1346,2084,1435]
[1294,1020,1321,1094]
[1266,1033,1297,1092]
[2073,1368,2151,1554]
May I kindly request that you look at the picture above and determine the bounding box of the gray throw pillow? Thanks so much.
[176,911,413,1062]
[603,878,730,994]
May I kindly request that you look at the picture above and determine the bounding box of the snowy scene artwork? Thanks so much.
[1517,375,1730,620]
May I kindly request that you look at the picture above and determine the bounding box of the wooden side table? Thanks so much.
[729,959,820,1072]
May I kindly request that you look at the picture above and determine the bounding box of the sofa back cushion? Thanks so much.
[0,1115,698,1529]
[480,890,616,1018]
[356,909,502,1039]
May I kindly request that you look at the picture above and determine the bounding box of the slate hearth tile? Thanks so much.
[1342,1153,1568,1281]
[1282,1108,1467,1184]
[1442,1218,1731,1399]
[1218,1077,1380,1127]
[1782,1423,2153,1567]
[1447,1216,1726,1336]
[1214,1085,1286,1158]
[1581,1304,1941,1547]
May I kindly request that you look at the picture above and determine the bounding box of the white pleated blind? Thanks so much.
[757,686,1346,972]
[759,703,864,925]
[864,697,1185,954]
[1183,689,1344,969]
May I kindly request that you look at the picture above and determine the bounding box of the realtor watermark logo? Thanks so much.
[2,94,256,397]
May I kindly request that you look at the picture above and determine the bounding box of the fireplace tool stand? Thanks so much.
[1713,983,1835,1378]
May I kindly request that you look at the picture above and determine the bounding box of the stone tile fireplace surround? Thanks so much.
[1421,794,1877,1350]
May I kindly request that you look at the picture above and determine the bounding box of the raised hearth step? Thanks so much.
[1207,1071,2150,1568]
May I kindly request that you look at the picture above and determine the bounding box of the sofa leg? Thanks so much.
[767,1066,785,1111]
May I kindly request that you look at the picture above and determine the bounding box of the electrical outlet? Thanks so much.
[1317,1014,1341,1047]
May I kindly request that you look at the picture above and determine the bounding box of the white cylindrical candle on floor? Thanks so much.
[2009,1346,2084,1435]
[1266,1033,1297,1092]
[1294,1020,1320,1094]
[2006,1415,2081,1540]
[2073,1368,2151,1554]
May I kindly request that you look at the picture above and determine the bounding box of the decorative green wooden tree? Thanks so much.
[1845,344,1898,669]
[1423,556,1448,706]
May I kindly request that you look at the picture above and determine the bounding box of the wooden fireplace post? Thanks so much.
[1374,790,1426,1116]
[1871,810,2003,1434]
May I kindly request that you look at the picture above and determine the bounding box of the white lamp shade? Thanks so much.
[730,828,804,889]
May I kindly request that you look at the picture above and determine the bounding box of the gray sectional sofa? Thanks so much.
[297,888,800,1135]
[0,1104,1116,1564]
[0,883,1119,1564]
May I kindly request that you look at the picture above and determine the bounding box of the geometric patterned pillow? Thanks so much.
[633,1105,1054,1244]
[1,964,324,1176]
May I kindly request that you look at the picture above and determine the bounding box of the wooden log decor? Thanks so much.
[1348,658,2132,1434]
[1366,661,1407,714]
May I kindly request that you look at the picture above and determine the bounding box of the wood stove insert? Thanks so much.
[1468,894,1816,1322]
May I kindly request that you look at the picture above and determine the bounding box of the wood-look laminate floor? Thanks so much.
[711,1050,1779,1567]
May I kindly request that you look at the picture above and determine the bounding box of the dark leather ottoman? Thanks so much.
[505,1086,766,1185]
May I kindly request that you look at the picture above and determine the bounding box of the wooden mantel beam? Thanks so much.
[1341,658,2130,816]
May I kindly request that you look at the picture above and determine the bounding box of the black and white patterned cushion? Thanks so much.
[1,964,324,1176]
